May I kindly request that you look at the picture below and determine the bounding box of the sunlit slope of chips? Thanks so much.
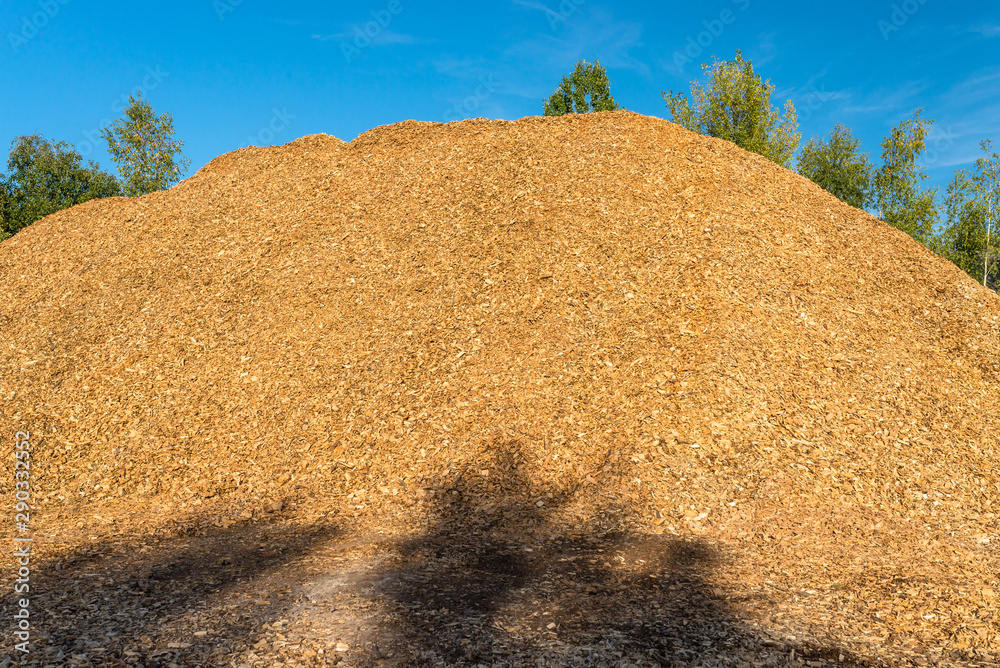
[0,111,997,581]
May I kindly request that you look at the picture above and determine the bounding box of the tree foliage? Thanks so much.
[938,140,1000,289]
[0,134,120,240]
[938,171,988,282]
[101,93,190,197]
[873,109,938,246]
[0,177,11,242]
[797,124,873,209]
[662,50,800,167]
[543,60,620,116]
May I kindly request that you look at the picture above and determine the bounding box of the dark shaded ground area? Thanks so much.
[0,514,342,667]
[0,440,904,667]
[367,438,880,667]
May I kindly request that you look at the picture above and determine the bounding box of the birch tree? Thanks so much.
[101,93,190,197]
[873,109,938,245]
[662,50,800,167]
[970,140,1000,287]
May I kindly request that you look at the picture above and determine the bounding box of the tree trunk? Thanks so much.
[986,199,994,287]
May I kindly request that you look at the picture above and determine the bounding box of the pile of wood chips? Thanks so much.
[1,110,998,667]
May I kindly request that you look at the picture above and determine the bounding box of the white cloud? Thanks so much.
[431,56,491,77]
[750,32,778,68]
[311,30,420,45]
[970,23,1000,38]
[511,0,560,20]
[944,66,1000,106]
[841,80,931,115]
[505,6,647,75]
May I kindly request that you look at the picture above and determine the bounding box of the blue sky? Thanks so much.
[1,0,998,197]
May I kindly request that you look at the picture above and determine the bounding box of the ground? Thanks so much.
[3,487,994,668]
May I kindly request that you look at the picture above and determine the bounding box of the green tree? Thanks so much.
[543,59,620,116]
[939,140,1000,288]
[970,140,1000,288]
[0,177,12,242]
[873,109,938,245]
[938,170,987,281]
[0,134,120,240]
[797,124,873,209]
[662,50,800,167]
[101,93,190,197]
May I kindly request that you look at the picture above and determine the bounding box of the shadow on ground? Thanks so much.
[368,437,878,667]
[0,509,341,667]
[0,437,894,667]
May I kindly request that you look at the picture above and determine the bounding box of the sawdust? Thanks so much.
[1,110,998,666]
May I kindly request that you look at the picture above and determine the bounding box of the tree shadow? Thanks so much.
[0,510,341,667]
[368,437,876,667]
[0,437,895,667]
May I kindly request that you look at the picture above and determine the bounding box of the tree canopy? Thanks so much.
[873,109,939,246]
[938,140,1000,287]
[543,60,620,116]
[797,124,873,209]
[0,134,120,240]
[101,93,190,197]
[662,50,799,167]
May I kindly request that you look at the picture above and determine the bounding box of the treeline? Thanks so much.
[4,59,997,293]
[543,55,999,291]
[0,94,188,241]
